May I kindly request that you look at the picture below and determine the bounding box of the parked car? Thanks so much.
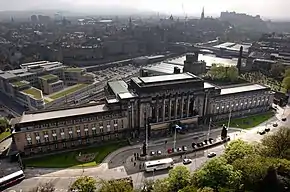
[182,146,188,151]
[150,151,155,156]
[167,148,173,154]
[177,147,182,152]
[265,128,270,132]
[258,130,266,135]
[183,158,192,165]
[209,138,214,144]
[207,152,217,158]
[282,118,287,121]
[157,150,162,155]
[191,142,196,148]
[273,123,278,127]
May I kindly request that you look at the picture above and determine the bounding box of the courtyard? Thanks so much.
[217,111,275,129]
[24,142,127,168]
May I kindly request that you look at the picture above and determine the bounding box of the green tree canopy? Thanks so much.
[206,65,239,82]
[70,176,97,192]
[152,178,170,192]
[282,76,290,91]
[167,166,191,192]
[193,157,241,191]
[232,155,273,190]
[98,179,133,192]
[260,127,290,160]
[270,63,285,78]
[223,139,254,164]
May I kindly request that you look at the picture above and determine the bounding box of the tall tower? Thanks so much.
[237,46,243,74]
[201,7,205,20]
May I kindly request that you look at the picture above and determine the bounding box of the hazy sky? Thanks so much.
[0,0,289,19]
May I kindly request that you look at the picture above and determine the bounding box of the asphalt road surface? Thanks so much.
[5,130,236,192]
[6,105,290,192]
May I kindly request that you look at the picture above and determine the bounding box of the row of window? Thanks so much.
[25,121,123,145]
[212,98,269,114]
[23,117,121,130]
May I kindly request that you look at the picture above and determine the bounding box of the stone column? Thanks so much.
[169,97,172,120]
[154,97,158,123]
[174,95,178,119]
[186,94,191,117]
[162,98,166,122]
[180,94,184,118]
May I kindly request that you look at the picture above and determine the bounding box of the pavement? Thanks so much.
[0,137,12,155]
[4,104,290,192]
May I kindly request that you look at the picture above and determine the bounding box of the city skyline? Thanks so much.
[0,0,289,20]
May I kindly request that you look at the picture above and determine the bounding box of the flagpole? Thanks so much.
[207,117,212,140]
[227,105,232,129]
[173,125,177,149]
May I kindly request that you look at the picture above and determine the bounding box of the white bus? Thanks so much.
[0,170,25,190]
[144,158,174,172]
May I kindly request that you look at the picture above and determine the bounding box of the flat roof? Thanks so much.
[220,84,267,95]
[139,73,195,84]
[40,74,58,80]
[108,81,129,95]
[18,104,108,124]
[0,72,17,80]
[143,63,183,74]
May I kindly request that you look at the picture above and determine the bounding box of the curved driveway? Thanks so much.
[6,105,290,192]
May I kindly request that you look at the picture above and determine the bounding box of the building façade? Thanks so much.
[10,72,274,156]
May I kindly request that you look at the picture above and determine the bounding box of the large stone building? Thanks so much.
[11,72,274,156]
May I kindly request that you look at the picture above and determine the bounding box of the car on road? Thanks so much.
[157,150,162,155]
[177,147,182,152]
[273,123,278,127]
[191,143,196,148]
[150,151,155,156]
[167,148,173,154]
[207,152,217,158]
[282,118,287,121]
[209,138,214,144]
[183,158,192,165]
[182,146,188,151]
[265,127,270,132]
[258,130,266,135]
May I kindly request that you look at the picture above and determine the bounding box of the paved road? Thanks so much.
[5,105,290,192]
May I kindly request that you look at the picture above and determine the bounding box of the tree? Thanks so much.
[193,157,241,191]
[232,155,273,190]
[282,76,290,91]
[29,182,55,192]
[70,176,97,192]
[270,63,285,79]
[167,166,191,192]
[152,178,170,192]
[98,178,133,192]
[177,185,198,192]
[223,139,254,164]
[260,127,290,160]
[206,65,239,82]
[197,187,214,192]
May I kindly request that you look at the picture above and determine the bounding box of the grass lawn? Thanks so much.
[22,87,42,100]
[49,84,88,100]
[216,111,275,129]
[24,142,127,168]
[0,131,11,141]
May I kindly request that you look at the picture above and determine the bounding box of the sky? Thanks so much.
[0,0,289,20]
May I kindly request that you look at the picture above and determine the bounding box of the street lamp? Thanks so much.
[16,153,24,170]
[173,125,182,149]
[79,152,84,174]
[227,104,233,129]
[207,117,212,140]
